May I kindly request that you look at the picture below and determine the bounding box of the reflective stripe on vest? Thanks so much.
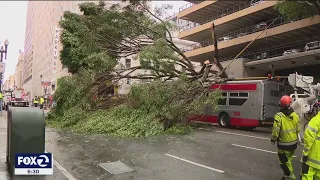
[280,129,296,134]
[307,125,318,134]
[277,140,297,146]
[276,112,299,146]
[308,157,320,166]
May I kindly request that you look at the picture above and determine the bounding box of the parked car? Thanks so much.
[218,36,233,42]
[218,13,227,18]
[254,22,267,32]
[250,0,264,6]
[304,41,320,51]
[255,52,267,60]
[237,32,248,37]
[282,49,302,56]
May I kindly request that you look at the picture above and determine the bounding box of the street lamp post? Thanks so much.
[0,39,9,92]
[0,39,9,62]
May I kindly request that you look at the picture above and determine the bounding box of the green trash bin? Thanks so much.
[6,107,45,176]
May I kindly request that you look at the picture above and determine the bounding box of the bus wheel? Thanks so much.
[218,113,230,128]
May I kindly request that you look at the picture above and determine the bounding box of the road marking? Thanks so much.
[231,144,297,157]
[45,151,77,180]
[165,153,225,173]
[53,158,77,180]
[215,130,269,140]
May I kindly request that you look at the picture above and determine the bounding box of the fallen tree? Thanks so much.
[47,1,223,137]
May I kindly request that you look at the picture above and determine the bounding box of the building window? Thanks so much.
[271,90,281,97]
[55,6,62,11]
[228,92,249,106]
[125,59,131,68]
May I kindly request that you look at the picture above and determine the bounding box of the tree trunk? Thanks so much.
[211,22,228,78]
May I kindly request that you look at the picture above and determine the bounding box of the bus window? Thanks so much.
[279,85,285,92]
[230,93,238,97]
[271,90,281,97]
[239,93,249,97]
[229,92,248,106]
[218,92,227,105]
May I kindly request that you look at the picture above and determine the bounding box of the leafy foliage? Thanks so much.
[127,78,221,126]
[275,1,318,20]
[48,1,223,137]
[48,78,220,137]
[52,70,94,116]
[59,1,150,74]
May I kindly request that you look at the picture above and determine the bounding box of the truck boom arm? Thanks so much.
[288,72,320,143]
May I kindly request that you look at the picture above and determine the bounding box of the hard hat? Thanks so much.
[280,95,292,107]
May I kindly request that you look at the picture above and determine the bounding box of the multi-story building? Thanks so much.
[14,52,24,89]
[23,1,82,99]
[22,1,36,99]
[23,1,125,99]
[3,80,9,92]
[4,75,15,91]
[33,1,82,97]
[177,0,320,79]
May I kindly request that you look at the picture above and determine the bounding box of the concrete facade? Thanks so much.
[14,52,24,89]
[4,75,15,91]
[177,0,320,78]
[32,1,80,97]
[22,1,36,98]
[22,1,81,99]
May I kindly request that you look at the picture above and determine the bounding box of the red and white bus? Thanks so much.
[192,79,286,129]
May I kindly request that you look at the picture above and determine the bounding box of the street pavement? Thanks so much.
[0,109,305,180]
[45,125,304,180]
[0,111,69,180]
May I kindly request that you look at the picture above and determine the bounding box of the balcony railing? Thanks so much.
[242,40,320,61]
[180,15,308,53]
[209,39,320,62]
[178,2,195,12]
[180,0,257,32]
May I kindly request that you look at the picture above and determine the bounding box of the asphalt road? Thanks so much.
[45,125,304,180]
[0,109,304,180]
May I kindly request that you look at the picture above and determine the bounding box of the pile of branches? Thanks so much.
[87,2,228,98]
[59,1,228,120]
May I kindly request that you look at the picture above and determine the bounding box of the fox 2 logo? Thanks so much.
[15,153,52,168]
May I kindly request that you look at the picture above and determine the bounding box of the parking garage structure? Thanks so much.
[177,0,320,78]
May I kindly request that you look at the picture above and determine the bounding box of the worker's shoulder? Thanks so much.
[309,113,320,125]
[274,112,284,120]
[275,112,285,117]
[291,111,299,118]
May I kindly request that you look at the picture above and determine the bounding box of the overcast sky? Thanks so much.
[0,1,187,83]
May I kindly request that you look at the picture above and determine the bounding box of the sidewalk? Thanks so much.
[0,111,68,180]
[0,113,8,179]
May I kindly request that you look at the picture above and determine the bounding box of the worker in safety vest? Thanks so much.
[271,95,299,180]
[300,103,320,180]
[39,96,44,109]
[34,96,39,107]
[0,91,3,114]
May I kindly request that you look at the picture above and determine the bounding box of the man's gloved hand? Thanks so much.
[271,139,276,145]
[302,155,308,164]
